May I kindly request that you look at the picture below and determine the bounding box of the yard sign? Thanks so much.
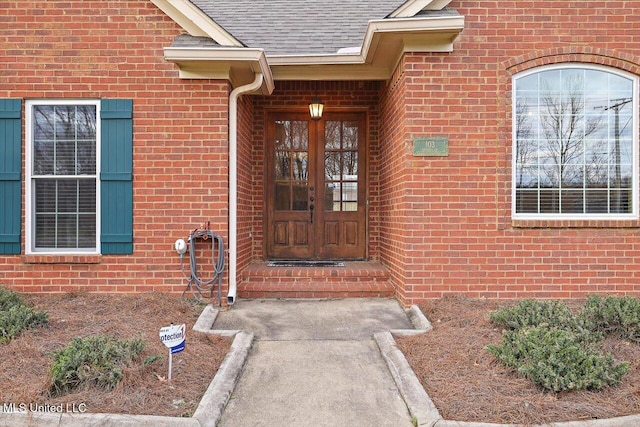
[159,323,186,380]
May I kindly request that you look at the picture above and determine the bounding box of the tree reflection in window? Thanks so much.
[325,121,358,212]
[274,120,309,211]
[31,104,97,250]
[514,67,635,215]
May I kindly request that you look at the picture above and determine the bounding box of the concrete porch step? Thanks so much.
[238,261,395,299]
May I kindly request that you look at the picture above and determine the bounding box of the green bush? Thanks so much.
[487,296,638,392]
[579,294,640,343]
[489,299,576,330]
[0,287,49,344]
[49,335,147,396]
[0,287,23,311]
[487,326,629,392]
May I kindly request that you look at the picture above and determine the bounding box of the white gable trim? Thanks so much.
[389,0,453,18]
[150,0,243,47]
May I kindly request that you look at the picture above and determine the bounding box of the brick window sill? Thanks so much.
[22,255,102,264]
[511,219,640,229]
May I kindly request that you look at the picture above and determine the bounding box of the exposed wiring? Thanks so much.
[179,225,225,306]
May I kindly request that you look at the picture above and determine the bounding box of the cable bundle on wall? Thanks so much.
[179,223,225,306]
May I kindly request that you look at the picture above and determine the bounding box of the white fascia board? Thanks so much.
[388,0,453,17]
[163,47,274,94]
[150,0,243,46]
[268,53,366,66]
[389,0,434,18]
[426,0,454,10]
[164,47,264,62]
[268,14,464,67]
[362,15,465,61]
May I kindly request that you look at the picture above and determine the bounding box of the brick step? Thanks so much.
[238,261,395,299]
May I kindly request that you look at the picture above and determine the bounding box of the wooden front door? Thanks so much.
[265,111,367,260]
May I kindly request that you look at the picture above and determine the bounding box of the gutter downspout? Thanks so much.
[227,72,264,305]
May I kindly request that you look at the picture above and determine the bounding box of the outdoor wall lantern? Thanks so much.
[309,96,324,121]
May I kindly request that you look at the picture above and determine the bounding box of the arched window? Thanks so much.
[512,64,638,219]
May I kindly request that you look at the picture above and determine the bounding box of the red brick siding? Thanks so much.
[3,0,640,306]
[236,94,254,274]
[394,1,640,304]
[0,1,230,295]
[378,57,410,305]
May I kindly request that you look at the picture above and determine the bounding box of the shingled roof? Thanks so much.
[158,0,464,89]
[189,0,407,56]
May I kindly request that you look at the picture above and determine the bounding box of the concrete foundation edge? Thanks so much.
[192,331,254,427]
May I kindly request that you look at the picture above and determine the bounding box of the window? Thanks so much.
[26,100,100,253]
[512,65,638,219]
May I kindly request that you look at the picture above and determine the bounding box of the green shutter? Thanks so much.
[100,99,133,254]
[0,99,22,255]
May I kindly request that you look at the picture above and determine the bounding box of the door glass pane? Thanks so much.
[292,183,309,211]
[292,152,308,180]
[275,151,290,179]
[342,182,358,212]
[342,121,358,150]
[273,120,309,212]
[325,121,341,149]
[291,121,309,149]
[275,121,291,150]
[324,120,359,212]
[275,183,290,211]
[325,152,340,180]
[325,183,340,212]
[343,151,358,177]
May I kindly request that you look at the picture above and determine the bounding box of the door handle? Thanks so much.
[309,204,315,223]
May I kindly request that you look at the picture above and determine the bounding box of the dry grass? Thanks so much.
[395,296,640,425]
[0,292,230,417]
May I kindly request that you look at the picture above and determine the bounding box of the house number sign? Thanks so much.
[413,136,449,157]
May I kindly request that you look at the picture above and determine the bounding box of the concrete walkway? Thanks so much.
[212,299,418,427]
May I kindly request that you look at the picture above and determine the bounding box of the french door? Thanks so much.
[265,111,367,260]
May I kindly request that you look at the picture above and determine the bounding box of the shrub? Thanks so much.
[488,326,629,392]
[0,287,49,343]
[488,299,587,333]
[579,294,640,343]
[49,335,147,396]
[0,287,23,311]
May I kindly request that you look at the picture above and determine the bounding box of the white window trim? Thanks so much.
[25,99,101,255]
[511,63,639,220]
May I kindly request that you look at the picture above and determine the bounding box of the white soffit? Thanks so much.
[269,14,465,81]
[150,0,242,46]
[163,47,275,94]
[389,0,453,18]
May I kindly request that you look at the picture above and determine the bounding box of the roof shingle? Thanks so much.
[190,0,407,56]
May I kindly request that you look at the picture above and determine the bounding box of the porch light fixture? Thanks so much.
[309,96,324,120]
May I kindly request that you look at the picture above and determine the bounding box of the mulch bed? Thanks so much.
[395,296,640,425]
[1,292,230,417]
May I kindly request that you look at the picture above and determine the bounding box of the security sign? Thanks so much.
[160,323,186,354]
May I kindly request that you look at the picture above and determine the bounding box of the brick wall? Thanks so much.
[378,57,410,305]
[3,0,640,305]
[236,94,254,274]
[392,1,640,304]
[0,1,231,295]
